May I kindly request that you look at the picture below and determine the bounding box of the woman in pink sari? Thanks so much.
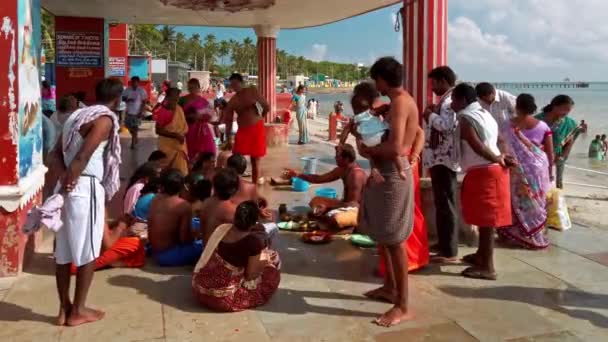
[179,78,216,162]
[498,94,553,249]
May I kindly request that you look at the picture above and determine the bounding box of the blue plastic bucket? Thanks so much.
[292,177,310,192]
[315,187,337,199]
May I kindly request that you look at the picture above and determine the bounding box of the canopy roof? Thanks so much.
[42,0,400,29]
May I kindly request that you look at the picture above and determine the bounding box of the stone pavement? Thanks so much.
[1,123,608,342]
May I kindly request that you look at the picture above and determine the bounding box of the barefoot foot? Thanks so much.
[374,306,413,327]
[364,286,397,303]
[56,303,72,326]
[66,307,105,327]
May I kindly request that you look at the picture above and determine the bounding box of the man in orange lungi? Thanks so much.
[223,73,270,185]
[451,83,514,280]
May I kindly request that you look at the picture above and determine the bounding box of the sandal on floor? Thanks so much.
[461,253,480,266]
[461,267,497,281]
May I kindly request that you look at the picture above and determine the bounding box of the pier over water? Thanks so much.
[468,81,590,89]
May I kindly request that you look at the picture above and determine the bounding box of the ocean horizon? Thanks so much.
[309,83,608,172]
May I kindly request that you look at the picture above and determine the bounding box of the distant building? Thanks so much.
[167,61,191,87]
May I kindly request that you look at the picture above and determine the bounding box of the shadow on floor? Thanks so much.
[22,252,56,277]
[273,234,382,283]
[413,264,470,278]
[107,274,377,318]
[0,302,56,324]
[257,288,378,318]
[439,285,608,328]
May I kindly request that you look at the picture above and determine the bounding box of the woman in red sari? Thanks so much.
[377,127,429,276]
[179,78,217,162]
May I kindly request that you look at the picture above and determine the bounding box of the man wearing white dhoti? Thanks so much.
[50,78,122,327]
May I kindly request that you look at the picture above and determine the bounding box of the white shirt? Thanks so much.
[423,92,460,171]
[123,86,148,115]
[458,102,500,172]
[480,89,516,127]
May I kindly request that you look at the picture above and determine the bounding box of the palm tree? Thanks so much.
[218,40,230,66]
[203,34,218,69]
[159,25,176,45]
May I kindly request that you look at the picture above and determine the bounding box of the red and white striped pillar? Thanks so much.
[255,25,279,123]
[402,0,448,113]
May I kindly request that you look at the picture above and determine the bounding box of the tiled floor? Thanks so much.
[1,124,607,341]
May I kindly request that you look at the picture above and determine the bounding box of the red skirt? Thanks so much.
[193,251,280,312]
[378,165,429,276]
[461,164,512,228]
[233,119,267,158]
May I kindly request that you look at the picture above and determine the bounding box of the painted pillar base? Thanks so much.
[265,123,289,148]
[0,165,47,277]
[0,193,43,277]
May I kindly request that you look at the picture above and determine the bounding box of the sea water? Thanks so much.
[310,83,608,172]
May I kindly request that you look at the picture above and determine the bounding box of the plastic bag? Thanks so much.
[546,188,572,231]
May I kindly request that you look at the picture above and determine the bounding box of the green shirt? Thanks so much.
[535,112,578,156]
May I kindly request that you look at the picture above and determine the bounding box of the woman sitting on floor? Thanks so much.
[192,201,281,312]
[123,162,160,216]
[71,214,145,273]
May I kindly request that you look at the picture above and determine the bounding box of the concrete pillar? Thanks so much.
[0,0,46,277]
[402,0,448,113]
[254,25,278,123]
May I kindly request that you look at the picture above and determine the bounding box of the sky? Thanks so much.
[176,0,608,82]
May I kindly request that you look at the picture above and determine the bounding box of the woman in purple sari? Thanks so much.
[179,78,217,162]
[498,94,554,249]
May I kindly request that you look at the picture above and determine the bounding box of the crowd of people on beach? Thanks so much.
[31,55,588,329]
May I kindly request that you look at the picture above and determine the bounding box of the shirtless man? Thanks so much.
[148,169,201,266]
[356,57,419,327]
[297,144,367,214]
[223,73,270,185]
[198,168,240,242]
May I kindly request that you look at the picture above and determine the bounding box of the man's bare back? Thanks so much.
[199,196,237,241]
[388,93,418,157]
[228,87,265,127]
[148,194,192,252]
[230,178,257,205]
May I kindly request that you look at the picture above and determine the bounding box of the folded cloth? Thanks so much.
[326,207,359,229]
[23,194,65,234]
[64,105,121,200]
[461,164,512,228]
